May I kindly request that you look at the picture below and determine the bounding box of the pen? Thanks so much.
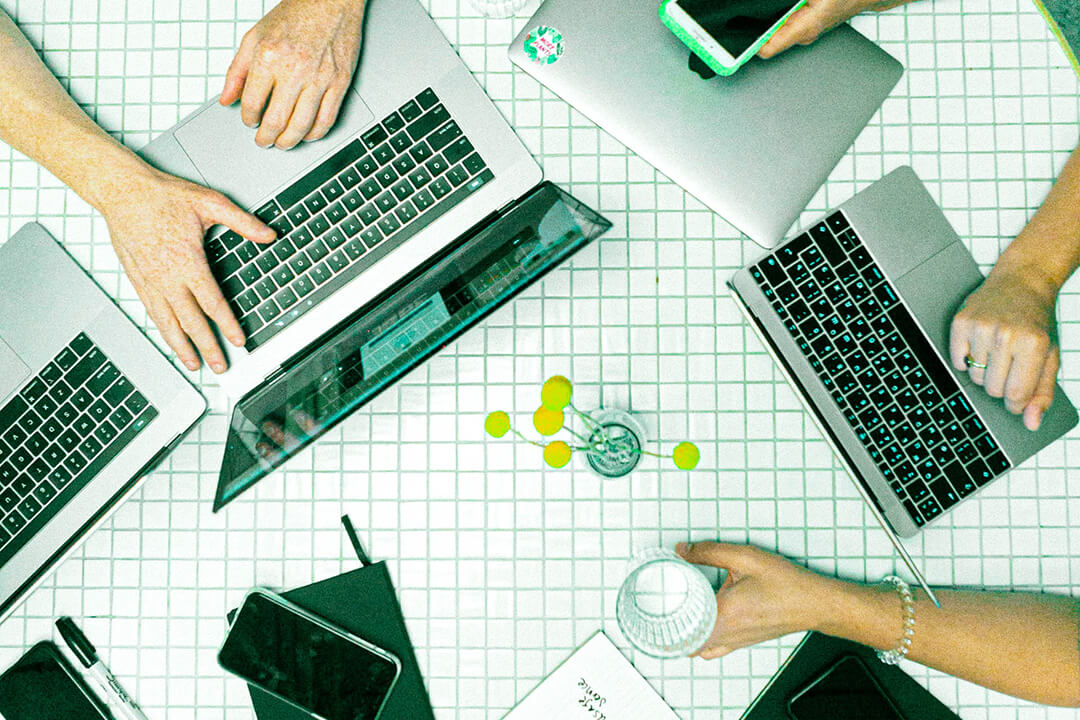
[56,616,151,720]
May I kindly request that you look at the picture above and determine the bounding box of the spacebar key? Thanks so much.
[887,305,961,396]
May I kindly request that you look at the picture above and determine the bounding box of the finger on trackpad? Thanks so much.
[174,89,374,210]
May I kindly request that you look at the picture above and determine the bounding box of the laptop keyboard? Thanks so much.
[750,211,1011,528]
[205,87,495,351]
[0,333,157,566]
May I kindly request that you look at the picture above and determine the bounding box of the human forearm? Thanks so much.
[0,10,150,213]
[991,144,1080,296]
[819,581,1080,706]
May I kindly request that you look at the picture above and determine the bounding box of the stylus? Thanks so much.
[56,617,152,720]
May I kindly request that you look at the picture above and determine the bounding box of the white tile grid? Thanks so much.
[0,0,1077,718]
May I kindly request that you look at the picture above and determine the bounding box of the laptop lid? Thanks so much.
[213,183,611,510]
[508,0,903,247]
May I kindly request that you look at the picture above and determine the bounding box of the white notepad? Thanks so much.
[504,631,682,720]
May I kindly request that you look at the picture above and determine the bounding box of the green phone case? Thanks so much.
[658,0,807,77]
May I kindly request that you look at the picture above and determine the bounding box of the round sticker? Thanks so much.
[524,25,564,65]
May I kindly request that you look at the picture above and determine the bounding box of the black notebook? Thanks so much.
[227,562,434,720]
[741,632,961,720]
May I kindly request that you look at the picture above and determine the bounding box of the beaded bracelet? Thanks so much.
[876,575,915,665]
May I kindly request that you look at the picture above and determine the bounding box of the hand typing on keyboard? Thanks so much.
[220,0,367,150]
[100,167,276,373]
[0,10,276,376]
[757,0,914,60]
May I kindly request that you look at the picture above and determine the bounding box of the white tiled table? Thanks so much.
[0,1,1079,718]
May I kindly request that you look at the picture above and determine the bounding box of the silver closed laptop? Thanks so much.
[0,223,205,622]
[728,167,1077,596]
[508,0,903,247]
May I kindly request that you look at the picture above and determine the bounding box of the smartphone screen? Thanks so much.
[0,642,111,720]
[218,591,399,720]
[788,656,905,720]
[679,0,801,58]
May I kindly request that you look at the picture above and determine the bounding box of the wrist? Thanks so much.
[813,578,900,651]
[84,148,159,219]
[986,255,1062,307]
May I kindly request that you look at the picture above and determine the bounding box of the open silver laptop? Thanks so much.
[0,223,205,622]
[142,0,614,509]
[508,0,903,247]
[729,167,1078,598]
[142,0,542,403]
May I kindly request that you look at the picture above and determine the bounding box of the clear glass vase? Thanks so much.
[582,408,646,479]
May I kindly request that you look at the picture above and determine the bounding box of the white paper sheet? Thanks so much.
[505,632,682,720]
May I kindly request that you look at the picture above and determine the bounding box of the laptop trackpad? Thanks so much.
[0,337,30,402]
[174,88,374,209]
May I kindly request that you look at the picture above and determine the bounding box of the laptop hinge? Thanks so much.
[264,365,288,385]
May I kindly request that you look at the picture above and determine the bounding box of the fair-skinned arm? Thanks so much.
[758,0,1080,430]
[220,0,367,150]
[677,541,1080,707]
[950,145,1080,431]
[758,0,915,59]
[0,10,275,373]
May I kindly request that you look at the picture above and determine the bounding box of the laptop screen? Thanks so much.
[215,183,611,510]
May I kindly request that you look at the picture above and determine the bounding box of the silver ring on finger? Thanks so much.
[965,354,988,370]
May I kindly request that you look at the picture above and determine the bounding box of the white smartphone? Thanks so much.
[219,588,401,720]
[659,0,807,76]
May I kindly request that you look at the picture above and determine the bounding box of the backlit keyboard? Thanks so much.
[206,87,494,350]
[0,333,157,566]
[751,211,1011,527]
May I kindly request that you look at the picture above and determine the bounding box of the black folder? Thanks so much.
[227,562,434,720]
[740,632,960,720]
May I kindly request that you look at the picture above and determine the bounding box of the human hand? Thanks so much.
[675,541,839,660]
[101,165,275,373]
[950,266,1060,431]
[758,0,911,59]
[220,0,366,150]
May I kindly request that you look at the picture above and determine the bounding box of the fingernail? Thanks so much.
[676,542,691,555]
[212,362,226,374]
[184,360,200,371]
[231,335,245,347]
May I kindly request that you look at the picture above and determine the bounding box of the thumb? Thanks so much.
[220,34,256,105]
[1024,346,1060,431]
[757,5,814,58]
[676,541,755,570]
[201,192,277,244]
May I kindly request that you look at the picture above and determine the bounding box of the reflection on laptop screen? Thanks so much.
[214,184,610,510]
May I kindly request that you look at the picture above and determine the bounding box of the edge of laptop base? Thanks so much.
[727,282,941,609]
[0,423,203,625]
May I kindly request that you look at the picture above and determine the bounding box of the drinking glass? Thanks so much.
[616,547,717,658]
[466,0,530,18]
